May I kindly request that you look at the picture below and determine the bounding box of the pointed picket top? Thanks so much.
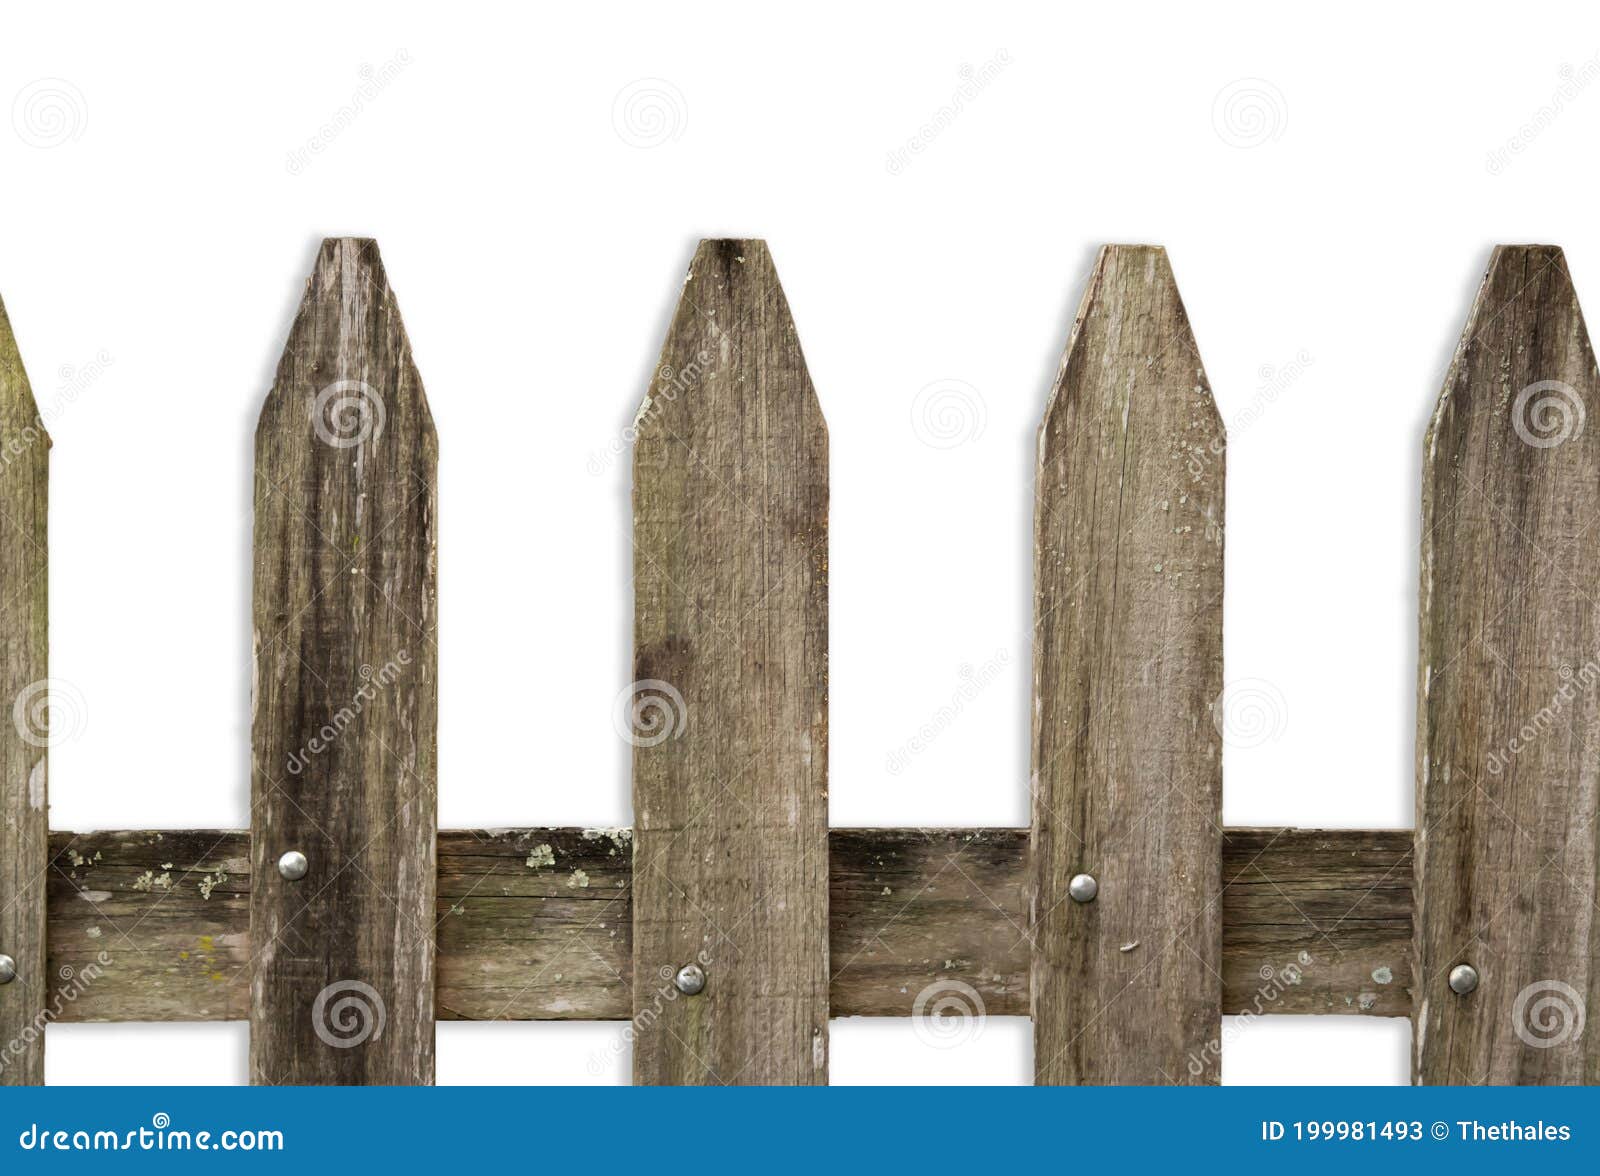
[0,298,48,443]
[1040,245,1225,451]
[257,237,435,437]
[250,237,438,1085]
[1031,244,1224,1084]
[631,238,830,1085]
[1417,245,1600,1084]
[630,238,825,436]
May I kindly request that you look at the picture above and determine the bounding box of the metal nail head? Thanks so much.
[674,963,706,996]
[278,850,309,881]
[1068,873,1099,903]
[1448,963,1479,995]
[0,954,15,984]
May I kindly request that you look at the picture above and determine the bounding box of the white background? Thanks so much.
[5,0,1593,1084]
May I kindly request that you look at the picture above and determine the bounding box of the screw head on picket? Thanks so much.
[1448,964,1479,995]
[0,954,15,984]
[277,850,309,881]
[674,963,706,996]
[1068,873,1099,903]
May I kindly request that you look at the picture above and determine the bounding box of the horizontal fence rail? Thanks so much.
[42,827,1413,1024]
[0,237,1593,1086]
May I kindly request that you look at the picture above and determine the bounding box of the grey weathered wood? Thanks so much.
[43,827,1411,1025]
[50,830,251,1022]
[436,828,635,1022]
[1417,244,1600,1084]
[1221,829,1412,1018]
[1031,245,1225,1084]
[0,298,47,1085]
[631,239,829,1084]
[250,238,438,1085]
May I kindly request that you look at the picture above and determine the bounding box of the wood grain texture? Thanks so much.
[1417,245,1600,1084]
[435,828,634,1022]
[631,239,829,1085]
[50,830,251,1022]
[1031,245,1225,1084]
[43,827,1410,1025]
[1222,829,1412,1019]
[0,298,47,1085]
[250,238,438,1084]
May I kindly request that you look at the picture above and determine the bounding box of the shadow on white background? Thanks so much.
[45,1015,1410,1085]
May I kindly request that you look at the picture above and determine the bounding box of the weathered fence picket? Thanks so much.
[630,239,830,1085]
[249,238,438,1084]
[0,298,47,1086]
[1416,244,1600,1084]
[1031,245,1225,1083]
[6,238,1599,1087]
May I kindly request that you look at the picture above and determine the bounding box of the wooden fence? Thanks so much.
[0,238,1593,1085]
